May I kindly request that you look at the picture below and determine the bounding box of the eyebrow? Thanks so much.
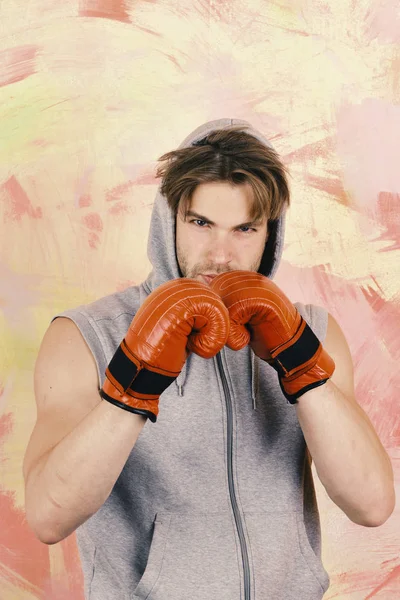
[184,210,263,229]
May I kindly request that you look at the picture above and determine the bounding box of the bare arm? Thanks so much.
[23,317,147,545]
[296,313,395,526]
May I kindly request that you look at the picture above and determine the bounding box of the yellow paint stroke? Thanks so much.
[0,561,42,600]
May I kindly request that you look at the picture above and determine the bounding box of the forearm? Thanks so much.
[25,401,147,544]
[296,380,395,526]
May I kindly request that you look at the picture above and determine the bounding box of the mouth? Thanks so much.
[199,274,218,285]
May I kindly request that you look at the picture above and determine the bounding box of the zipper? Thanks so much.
[216,351,251,600]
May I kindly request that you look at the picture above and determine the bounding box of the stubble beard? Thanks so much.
[177,250,264,279]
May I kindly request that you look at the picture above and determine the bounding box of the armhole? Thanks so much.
[307,304,329,344]
[294,302,328,344]
[51,312,107,390]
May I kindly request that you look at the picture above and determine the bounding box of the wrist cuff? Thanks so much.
[100,392,158,422]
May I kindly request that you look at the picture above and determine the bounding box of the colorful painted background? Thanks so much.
[0,1,399,598]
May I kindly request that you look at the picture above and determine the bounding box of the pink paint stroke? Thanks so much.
[336,99,400,213]
[82,212,103,232]
[79,194,92,208]
[0,410,50,591]
[1,176,42,221]
[108,201,131,216]
[81,212,103,249]
[105,180,134,202]
[365,1,400,43]
[305,174,350,207]
[0,412,12,445]
[0,489,50,591]
[79,0,130,23]
[365,563,400,598]
[74,167,95,209]
[59,536,85,600]
[374,191,400,251]
[133,169,158,186]
[0,45,38,88]
[275,261,400,447]
[105,168,158,203]
[88,231,100,249]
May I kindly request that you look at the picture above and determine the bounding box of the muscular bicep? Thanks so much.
[323,312,357,404]
[23,317,101,482]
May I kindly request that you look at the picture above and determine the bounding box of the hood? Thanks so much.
[142,117,287,295]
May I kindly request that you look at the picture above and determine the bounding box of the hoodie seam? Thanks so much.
[295,513,327,593]
[95,312,135,322]
[87,545,97,600]
[142,279,151,295]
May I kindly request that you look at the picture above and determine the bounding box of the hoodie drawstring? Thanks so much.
[176,351,259,409]
[175,358,189,397]
[251,349,259,410]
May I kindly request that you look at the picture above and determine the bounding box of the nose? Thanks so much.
[206,232,234,265]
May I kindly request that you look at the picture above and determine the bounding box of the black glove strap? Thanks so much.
[273,318,320,376]
[282,378,329,405]
[100,392,158,423]
[108,343,177,396]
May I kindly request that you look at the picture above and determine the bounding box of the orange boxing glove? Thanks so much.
[100,278,230,422]
[210,271,335,404]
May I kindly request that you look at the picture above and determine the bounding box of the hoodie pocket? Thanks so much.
[243,511,329,600]
[295,512,330,593]
[132,512,241,600]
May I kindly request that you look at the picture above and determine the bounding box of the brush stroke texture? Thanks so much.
[0,1,398,598]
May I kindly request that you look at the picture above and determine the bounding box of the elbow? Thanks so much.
[26,514,67,545]
[35,528,65,546]
[370,483,396,527]
[24,492,96,545]
[358,513,393,528]
[24,499,71,545]
[353,488,396,528]
[361,504,395,528]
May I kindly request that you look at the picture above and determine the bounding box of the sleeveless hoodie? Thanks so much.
[51,118,330,600]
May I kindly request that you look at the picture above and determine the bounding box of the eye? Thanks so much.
[238,226,257,233]
[191,219,209,227]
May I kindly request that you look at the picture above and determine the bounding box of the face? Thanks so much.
[176,181,268,285]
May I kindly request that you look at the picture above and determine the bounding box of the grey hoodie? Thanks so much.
[52,118,330,599]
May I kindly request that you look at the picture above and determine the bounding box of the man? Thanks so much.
[23,119,394,600]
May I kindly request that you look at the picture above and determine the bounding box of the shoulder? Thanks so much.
[54,285,143,323]
[36,317,99,393]
[49,284,145,387]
